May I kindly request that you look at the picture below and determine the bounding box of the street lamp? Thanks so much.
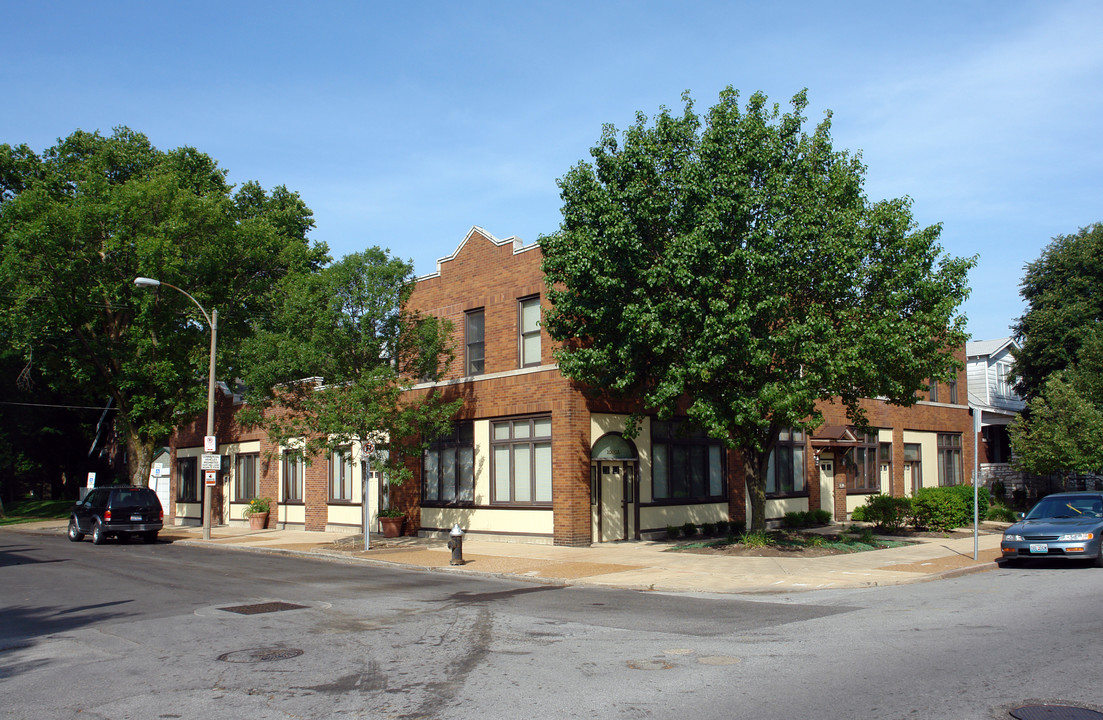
[135,277,218,541]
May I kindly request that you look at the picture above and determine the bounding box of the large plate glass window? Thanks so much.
[177,456,198,502]
[235,453,259,501]
[424,422,475,504]
[937,433,963,486]
[845,432,881,493]
[283,451,304,502]
[330,447,353,501]
[651,420,725,502]
[491,417,552,505]
[766,428,805,496]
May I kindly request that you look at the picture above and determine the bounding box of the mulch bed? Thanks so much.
[671,525,1001,558]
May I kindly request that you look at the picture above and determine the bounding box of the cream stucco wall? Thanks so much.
[903,430,939,493]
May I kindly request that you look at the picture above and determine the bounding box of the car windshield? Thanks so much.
[1026,496,1103,520]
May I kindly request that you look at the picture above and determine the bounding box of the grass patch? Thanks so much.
[672,529,911,554]
[0,499,73,526]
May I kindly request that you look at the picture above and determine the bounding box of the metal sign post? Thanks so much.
[362,440,375,552]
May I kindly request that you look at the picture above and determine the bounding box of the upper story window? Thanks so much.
[465,309,485,376]
[424,422,475,505]
[519,296,541,367]
[766,428,805,496]
[947,377,958,404]
[651,420,725,502]
[995,362,1012,397]
[929,380,939,403]
[235,453,259,501]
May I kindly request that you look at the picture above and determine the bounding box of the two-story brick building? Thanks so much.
[169,226,974,546]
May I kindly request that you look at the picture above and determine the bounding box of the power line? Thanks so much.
[0,401,117,411]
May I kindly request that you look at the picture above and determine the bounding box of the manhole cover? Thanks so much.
[219,601,308,615]
[218,647,304,663]
[1011,706,1103,720]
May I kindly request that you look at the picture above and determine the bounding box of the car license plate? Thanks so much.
[131,514,142,522]
[1029,543,1048,554]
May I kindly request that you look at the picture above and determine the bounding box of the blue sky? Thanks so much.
[4,1,1100,341]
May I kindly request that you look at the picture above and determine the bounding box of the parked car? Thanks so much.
[1001,492,1103,566]
[68,486,164,545]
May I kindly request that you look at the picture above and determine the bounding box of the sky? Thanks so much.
[3,1,1101,342]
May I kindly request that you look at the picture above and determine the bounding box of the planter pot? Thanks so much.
[248,512,269,530]
[379,516,404,538]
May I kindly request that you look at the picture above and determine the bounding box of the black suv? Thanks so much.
[68,486,164,544]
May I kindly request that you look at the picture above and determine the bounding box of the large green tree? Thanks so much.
[1009,373,1103,477]
[0,128,328,486]
[238,249,461,489]
[541,88,974,531]
[1011,223,1103,401]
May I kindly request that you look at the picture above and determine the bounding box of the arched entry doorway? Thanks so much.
[591,433,639,542]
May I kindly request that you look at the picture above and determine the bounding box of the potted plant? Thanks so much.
[243,497,272,530]
[378,507,405,538]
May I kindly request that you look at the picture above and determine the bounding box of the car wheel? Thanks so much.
[143,531,158,544]
[91,521,107,545]
[1094,550,1103,568]
[67,519,84,542]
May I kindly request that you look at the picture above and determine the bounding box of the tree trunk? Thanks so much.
[127,432,157,487]
[743,449,770,532]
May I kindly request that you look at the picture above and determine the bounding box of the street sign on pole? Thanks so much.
[204,435,217,453]
[204,470,217,487]
[201,454,221,470]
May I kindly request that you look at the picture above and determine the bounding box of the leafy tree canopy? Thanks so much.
[0,128,328,484]
[238,249,461,487]
[1009,373,1103,477]
[540,88,974,531]
[1012,222,1103,401]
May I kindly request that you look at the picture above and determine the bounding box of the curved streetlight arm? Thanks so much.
[133,276,218,541]
[134,277,213,328]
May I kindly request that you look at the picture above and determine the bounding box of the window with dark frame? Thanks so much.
[491,417,552,505]
[947,377,959,404]
[330,447,353,502]
[929,380,939,402]
[423,422,475,505]
[519,296,541,367]
[235,453,258,501]
[651,420,725,502]
[177,456,198,502]
[766,428,806,496]
[465,309,485,376]
[845,432,881,493]
[937,433,963,486]
[282,451,304,502]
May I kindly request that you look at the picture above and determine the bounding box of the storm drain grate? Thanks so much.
[218,601,308,615]
[218,647,304,663]
[1011,706,1103,720]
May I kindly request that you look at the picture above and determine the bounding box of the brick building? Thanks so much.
[169,226,974,546]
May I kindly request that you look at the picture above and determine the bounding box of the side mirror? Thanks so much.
[1017,512,1025,520]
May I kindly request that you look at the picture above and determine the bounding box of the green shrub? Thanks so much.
[859,527,875,545]
[715,520,729,535]
[809,509,832,525]
[860,493,913,533]
[782,511,809,528]
[665,525,680,540]
[992,480,1006,502]
[701,522,717,536]
[739,531,773,548]
[805,534,826,548]
[946,484,990,523]
[912,488,968,531]
[986,504,1017,523]
[729,521,746,537]
[850,506,867,522]
[682,522,698,538]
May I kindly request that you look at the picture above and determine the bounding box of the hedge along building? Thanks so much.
[168,226,974,546]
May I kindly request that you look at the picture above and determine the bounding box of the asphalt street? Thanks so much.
[3,529,1102,720]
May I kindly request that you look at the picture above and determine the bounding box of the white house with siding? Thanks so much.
[966,337,1026,488]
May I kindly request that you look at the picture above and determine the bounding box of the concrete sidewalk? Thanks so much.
[11,519,1005,594]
